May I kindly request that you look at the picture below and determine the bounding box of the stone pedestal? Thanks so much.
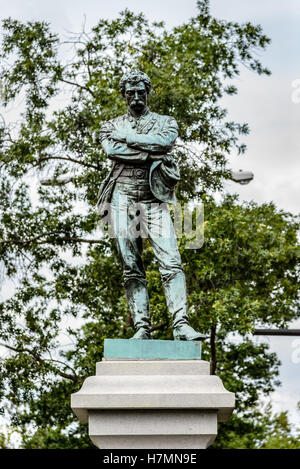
[71,339,235,449]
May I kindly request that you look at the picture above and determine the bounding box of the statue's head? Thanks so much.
[119,69,151,115]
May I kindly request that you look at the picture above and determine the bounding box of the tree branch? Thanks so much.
[0,231,102,246]
[0,342,79,383]
[0,230,63,245]
[52,237,101,244]
[175,143,206,165]
[59,77,96,98]
[34,155,99,170]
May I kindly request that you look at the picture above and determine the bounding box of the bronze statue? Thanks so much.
[98,70,205,341]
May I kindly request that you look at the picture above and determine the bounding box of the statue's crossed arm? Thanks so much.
[99,116,178,163]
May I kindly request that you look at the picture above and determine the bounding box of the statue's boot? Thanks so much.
[163,271,208,341]
[125,278,151,339]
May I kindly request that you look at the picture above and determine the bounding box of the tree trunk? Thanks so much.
[210,325,217,375]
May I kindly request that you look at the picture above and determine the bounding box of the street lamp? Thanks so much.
[230,170,299,337]
[230,169,254,185]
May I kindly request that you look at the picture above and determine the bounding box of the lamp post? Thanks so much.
[230,169,254,185]
[254,329,300,336]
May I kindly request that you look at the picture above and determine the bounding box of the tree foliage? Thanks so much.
[213,404,300,449]
[259,408,300,449]
[0,0,299,448]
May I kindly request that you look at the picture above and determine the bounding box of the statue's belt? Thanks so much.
[113,164,150,180]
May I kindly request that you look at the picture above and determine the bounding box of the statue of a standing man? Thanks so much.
[98,70,205,341]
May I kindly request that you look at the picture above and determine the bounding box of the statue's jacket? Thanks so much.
[97,109,180,215]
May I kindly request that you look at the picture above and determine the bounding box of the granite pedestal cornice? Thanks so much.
[72,359,234,423]
[71,340,235,449]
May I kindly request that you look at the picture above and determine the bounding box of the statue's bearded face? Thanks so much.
[124,81,148,114]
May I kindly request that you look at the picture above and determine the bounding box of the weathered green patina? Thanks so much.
[99,70,206,341]
[103,338,202,360]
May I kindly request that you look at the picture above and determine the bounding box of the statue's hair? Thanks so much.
[119,69,151,96]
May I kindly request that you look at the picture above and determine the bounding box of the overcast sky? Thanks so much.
[1,0,299,214]
[1,1,299,429]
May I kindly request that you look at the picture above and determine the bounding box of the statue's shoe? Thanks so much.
[173,324,208,341]
[130,327,151,340]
